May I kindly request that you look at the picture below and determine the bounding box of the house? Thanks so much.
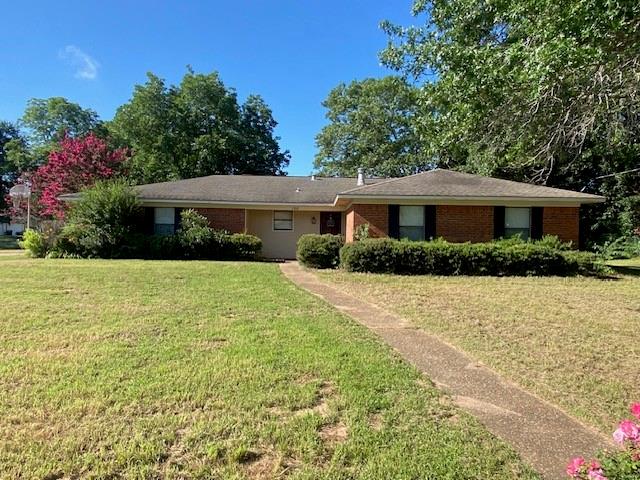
[93,169,602,259]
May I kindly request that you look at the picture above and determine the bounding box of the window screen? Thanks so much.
[154,207,175,235]
[273,211,293,231]
[399,206,425,241]
[504,207,531,240]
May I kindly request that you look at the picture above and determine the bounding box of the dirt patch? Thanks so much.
[318,421,348,445]
[368,413,383,431]
[293,381,336,417]
[241,451,278,479]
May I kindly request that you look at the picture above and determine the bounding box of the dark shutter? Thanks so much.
[388,205,400,239]
[494,206,505,239]
[144,207,155,235]
[424,205,436,240]
[531,207,543,240]
[174,208,183,233]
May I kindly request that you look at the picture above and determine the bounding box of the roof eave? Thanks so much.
[335,194,605,206]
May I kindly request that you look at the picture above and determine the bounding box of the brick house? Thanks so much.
[64,169,603,259]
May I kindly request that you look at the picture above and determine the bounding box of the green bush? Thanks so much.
[340,237,609,277]
[58,179,142,258]
[296,234,344,269]
[224,233,262,260]
[598,235,640,259]
[20,229,48,258]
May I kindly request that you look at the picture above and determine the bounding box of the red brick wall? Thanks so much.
[543,207,579,245]
[345,204,388,242]
[436,205,494,243]
[195,208,245,233]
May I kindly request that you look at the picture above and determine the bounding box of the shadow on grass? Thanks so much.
[607,264,640,277]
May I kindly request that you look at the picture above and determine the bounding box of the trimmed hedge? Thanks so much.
[297,234,344,269]
[339,237,610,277]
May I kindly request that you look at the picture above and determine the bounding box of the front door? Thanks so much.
[320,212,342,235]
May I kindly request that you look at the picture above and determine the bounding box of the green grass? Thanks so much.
[0,235,20,249]
[317,269,640,434]
[0,255,536,479]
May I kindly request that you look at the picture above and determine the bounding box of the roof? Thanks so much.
[337,169,604,203]
[134,175,386,205]
[59,169,605,206]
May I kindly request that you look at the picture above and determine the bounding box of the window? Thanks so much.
[273,210,293,231]
[154,207,175,235]
[399,206,424,241]
[504,207,531,239]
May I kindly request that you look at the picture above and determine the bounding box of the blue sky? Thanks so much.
[1,1,417,175]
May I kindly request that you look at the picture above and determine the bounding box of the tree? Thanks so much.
[0,121,33,218]
[314,77,428,177]
[31,133,127,219]
[109,70,289,183]
[380,0,640,242]
[22,97,102,146]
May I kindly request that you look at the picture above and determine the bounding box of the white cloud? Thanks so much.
[59,45,100,80]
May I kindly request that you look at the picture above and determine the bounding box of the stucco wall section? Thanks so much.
[195,208,245,233]
[246,210,320,259]
[436,205,494,243]
[345,204,389,242]
[543,207,580,245]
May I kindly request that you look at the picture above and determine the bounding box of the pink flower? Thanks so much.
[620,420,640,441]
[631,403,640,421]
[613,427,626,445]
[566,457,585,477]
[587,460,608,480]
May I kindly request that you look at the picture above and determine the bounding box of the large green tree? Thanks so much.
[109,70,290,183]
[380,0,640,241]
[314,76,428,177]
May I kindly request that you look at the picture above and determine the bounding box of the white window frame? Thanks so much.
[399,205,425,241]
[504,207,531,240]
[154,207,175,235]
[273,210,294,231]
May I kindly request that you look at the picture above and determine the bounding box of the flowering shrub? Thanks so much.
[567,403,640,479]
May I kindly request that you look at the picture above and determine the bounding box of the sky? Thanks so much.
[1,1,418,175]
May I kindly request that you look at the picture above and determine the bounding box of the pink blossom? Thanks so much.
[620,420,640,441]
[631,403,640,421]
[587,460,607,480]
[566,457,585,477]
[613,427,626,445]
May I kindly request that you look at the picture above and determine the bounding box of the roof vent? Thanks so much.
[310,175,316,181]
[356,168,365,186]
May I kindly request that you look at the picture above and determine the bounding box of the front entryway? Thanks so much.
[320,212,341,235]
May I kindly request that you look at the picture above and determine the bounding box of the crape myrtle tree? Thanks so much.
[29,133,127,219]
[379,0,640,242]
[314,76,430,177]
[108,69,290,184]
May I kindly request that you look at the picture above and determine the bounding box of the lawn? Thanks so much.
[0,254,536,479]
[0,235,20,249]
[317,269,640,435]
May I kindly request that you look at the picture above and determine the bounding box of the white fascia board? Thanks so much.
[137,198,344,211]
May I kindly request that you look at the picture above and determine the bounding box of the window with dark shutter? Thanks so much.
[388,205,400,239]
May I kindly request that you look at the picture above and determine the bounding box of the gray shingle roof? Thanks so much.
[132,175,383,204]
[338,169,604,201]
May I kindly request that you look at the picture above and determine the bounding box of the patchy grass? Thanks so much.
[317,270,640,434]
[0,256,536,479]
[0,235,20,249]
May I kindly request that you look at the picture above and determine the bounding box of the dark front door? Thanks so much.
[320,212,342,235]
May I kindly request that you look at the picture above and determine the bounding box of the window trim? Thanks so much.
[504,207,531,240]
[154,207,176,235]
[399,205,425,241]
[273,210,294,231]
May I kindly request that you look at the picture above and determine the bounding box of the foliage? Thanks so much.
[19,229,48,258]
[296,234,344,269]
[314,77,428,177]
[379,0,640,243]
[598,236,640,260]
[108,70,290,184]
[339,237,609,277]
[620,196,640,237]
[354,223,370,241]
[21,97,102,146]
[59,180,142,258]
[30,133,127,219]
[0,121,29,218]
[567,403,640,479]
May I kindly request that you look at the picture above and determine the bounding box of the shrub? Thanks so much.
[296,234,344,268]
[339,238,609,277]
[598,236,640,260]
[20,229,48,258]
[224,233,262,260]
[567,402,640,479]
[59,179,142,258]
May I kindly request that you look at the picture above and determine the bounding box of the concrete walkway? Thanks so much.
[280,262,611,480]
